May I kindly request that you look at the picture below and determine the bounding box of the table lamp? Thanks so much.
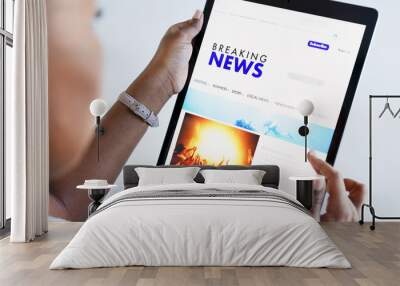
[90,99,107,162]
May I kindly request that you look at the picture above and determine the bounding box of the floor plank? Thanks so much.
[0,222,399,286]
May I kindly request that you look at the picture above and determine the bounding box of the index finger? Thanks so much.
[307,152,340,180]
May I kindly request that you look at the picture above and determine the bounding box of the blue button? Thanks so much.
[308,41,330,51]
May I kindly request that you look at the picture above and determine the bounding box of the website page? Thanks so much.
[165,0,366,193]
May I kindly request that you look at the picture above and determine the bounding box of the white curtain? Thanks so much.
[8,0,49,242]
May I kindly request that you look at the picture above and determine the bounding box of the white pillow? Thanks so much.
[135,167,201,186]
[200,169,266,185]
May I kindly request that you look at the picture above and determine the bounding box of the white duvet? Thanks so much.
[50,183,350,269]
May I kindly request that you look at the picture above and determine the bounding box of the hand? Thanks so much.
[155,10,204,95]
[308,152,366,222]
[126,10,203,112]
[131,10,204,98]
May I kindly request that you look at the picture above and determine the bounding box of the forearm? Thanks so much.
[50,70,171,221]
[49,10,204,221]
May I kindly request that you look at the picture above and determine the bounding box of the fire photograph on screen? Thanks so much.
[171,113,260,166]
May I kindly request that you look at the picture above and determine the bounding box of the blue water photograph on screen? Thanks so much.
[183,88,334,154]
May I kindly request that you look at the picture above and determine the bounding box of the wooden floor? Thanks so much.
[0,222,399,286]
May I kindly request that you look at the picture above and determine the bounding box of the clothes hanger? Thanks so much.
[394,107,400,118]
[392,100,400,118]
[379,97,395,118]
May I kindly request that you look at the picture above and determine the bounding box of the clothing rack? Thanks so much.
[360,95,400,230]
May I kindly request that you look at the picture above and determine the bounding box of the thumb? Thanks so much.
[307,151,340,180]
[176,10,204,41]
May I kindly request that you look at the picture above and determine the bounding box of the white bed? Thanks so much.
[50,183,350,269]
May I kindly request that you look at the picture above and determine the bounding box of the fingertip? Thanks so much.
[191,12,204,27]
[307,151,317,164]
[192,9,203,20]
[186,11,204,37]
[308,150,316,158]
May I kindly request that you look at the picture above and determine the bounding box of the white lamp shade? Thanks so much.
[297,100,315,117]
[90,99,107,117]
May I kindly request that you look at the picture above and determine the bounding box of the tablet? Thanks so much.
[158,0,377,193]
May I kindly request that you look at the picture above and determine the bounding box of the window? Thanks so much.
[1,0,14,231]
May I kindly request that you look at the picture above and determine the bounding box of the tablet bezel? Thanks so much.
[157,0,378,166]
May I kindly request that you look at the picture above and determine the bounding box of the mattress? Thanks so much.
[50,183,350,269]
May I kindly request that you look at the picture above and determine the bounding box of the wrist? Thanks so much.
[126,65,173,114]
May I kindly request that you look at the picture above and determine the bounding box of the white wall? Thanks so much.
[94,0,400,219]
[333,0,400,218]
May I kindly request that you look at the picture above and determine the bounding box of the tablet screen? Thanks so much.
[164,0,366,193]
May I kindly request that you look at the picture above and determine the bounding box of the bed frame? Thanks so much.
[123,165,280,190]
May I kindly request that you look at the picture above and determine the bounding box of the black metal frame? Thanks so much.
[0,0,4,230]
[157,0,378,166]
[359,95,400,231]
[0,0,14,232]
